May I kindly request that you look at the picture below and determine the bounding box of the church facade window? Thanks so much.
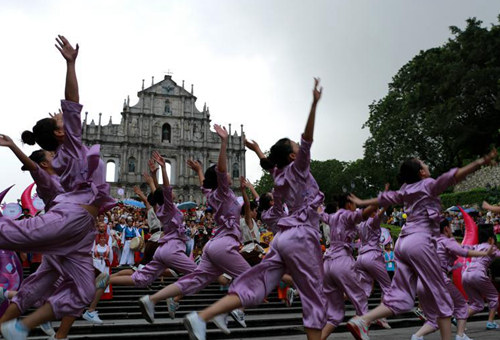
[128,157,136,173]
[162,123,171,142]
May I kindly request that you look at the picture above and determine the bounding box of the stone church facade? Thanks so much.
[82,75,246,203]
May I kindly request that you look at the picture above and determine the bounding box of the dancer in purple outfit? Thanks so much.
[0,35,115,340]
[346,148,497,340]
[412,219,493,340]
[138,124,251,334]
[320,195,378,340]
[84,151,197,322]
[183,78,326,340]
[460,218,500,330]
[355,184,391,302]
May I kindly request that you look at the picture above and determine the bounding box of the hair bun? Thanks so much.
[21,130,36,145]
[260,157,275,171]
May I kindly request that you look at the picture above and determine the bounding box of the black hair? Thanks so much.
[21,149,47,171]
[439,219,450,233]
[478,223,495,244]
[260,138,293,170]
[153,187,165,206]
[147,193,156,206]
[203,165,218,189]
[333,194,350,210]
[22,118,59,151]
[258,192,273,212]
[241,199,258,215]
[397,158,423,186]
[324,202,338,214]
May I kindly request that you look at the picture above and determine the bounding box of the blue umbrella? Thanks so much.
[122,199,145,208]
[446,206,460,212]
[177,201,197,210]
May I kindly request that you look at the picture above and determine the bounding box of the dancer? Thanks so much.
[183,78,326,340]
[320,195,378,340]
[356,206,392,299]
[84,153,197,322]
[138,124,251,334]
[0,137,62,337]
[0,35,115,340]
[461,221,500,330]
[411,219,494,340]
[346,148,497,340]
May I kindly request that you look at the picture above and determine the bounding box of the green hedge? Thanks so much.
[440,188,500,208]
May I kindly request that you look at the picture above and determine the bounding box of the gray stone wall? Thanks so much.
[454,165,500,192]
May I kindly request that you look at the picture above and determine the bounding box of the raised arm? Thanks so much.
[245,139,266,161]
[133,185,152,211]
[348,194,379,208]
[214,124,228,172]
[361,205,379,220]
[482,201,500,214]
[152,151,170,187]
[244,179,259,200]
[142,172,156,193]
[240,177,254,232]
[187,160,204,186]
[303,78,322,142]
[148,158,160,190]
[55,35,79,103]
[454,148,497,182]
[0,134,36,171]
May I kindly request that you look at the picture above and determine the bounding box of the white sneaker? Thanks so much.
[285,288,295,307]
[212,313,231,334]
[456,334,473,340]
[347,317,370,340]
[40,321,55,336]
[230,309,247,328]
[139,295,155,323]
[167,297,179,319]
[184,311,206,340]
[82,310,103,324]
[1,319,28,340]
[411,335,423,340]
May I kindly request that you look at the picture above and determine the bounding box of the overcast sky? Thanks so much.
[0,0,499,203]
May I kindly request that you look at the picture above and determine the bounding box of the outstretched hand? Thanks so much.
[313,77,322,103]
[214,124,228,140]
[187,159,202,172]
[240,176,248,190]
[152,151,166,168]
[49,109,63,122]
[133,185,144,196]
[55,35,79,63]
[244,138,260,152]
[148,158,158,173]
[348,193,363,206]
[142,172,154,185]
[481,148,497,166]
[0,134,14,147]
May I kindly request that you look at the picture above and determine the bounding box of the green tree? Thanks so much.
[364,17,500,176]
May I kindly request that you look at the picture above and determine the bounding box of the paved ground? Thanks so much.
[248,321,499,339]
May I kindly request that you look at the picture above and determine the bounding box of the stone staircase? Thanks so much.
[23,268,491,339]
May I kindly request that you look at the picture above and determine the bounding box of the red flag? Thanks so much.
[452,206,478,298]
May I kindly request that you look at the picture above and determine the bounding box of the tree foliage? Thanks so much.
[253,16,500,201]
[364,17,500,176]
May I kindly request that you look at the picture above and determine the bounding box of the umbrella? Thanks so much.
[177,201,197,210]
[446,206,460,212]
[122,199,145,208]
